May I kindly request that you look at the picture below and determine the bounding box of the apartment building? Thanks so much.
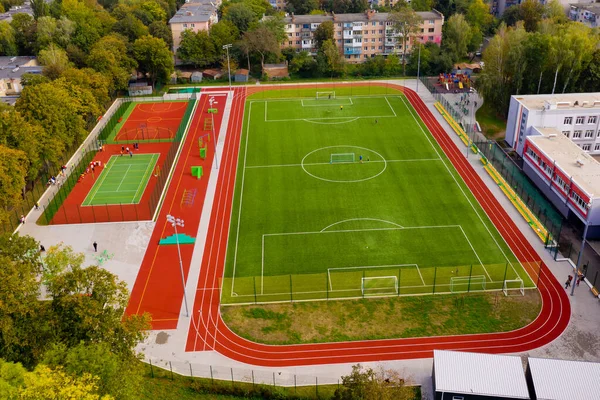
[280,9,444,63]
[569,3,600,28]
[268,0,408,10]
[268,0,286,10]
[505,93,600,237]
[0,56,42,105]
[169,0,221,52]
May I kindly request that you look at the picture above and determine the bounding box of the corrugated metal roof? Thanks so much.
[528,358,600,400]
[434,350,530,399]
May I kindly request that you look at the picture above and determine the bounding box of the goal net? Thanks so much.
[331,153,355,163]
[502,278,524,296]
[361,276,398,296]
[450,275,486,293]
[316,91,336,99]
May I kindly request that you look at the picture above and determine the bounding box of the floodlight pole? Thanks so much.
[416,41,421,93]
[223,44,233,92]
[208,96,219,169]
[167,214,189,317]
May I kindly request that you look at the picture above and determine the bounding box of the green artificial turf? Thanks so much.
[82,153,158,205]
[222,87,534,305]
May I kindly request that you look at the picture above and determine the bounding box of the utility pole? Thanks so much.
[223,44,233,91]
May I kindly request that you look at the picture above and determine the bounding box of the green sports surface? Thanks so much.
[222,88,536,305]
[82,153,158,206]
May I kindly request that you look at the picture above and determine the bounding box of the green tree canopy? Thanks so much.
[132,35,174,87]
[177,29,217,67]
[222,2,256,33]
[313,20,334,52]
[0,21,17,55]
[443,13,472,62]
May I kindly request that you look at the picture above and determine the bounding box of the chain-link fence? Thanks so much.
[37,95,197,225]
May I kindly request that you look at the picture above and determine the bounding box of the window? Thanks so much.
[303,24,309,28]
[378,45,382,49]
[589,116,597,124]
[183,23,187,27]
[595,143,600,151]
[296,24,300,28]
[372,22,376,26]
[585,130,594,138]
[378,38,382,42]
[570,190,588,211]
[582,144,591,151]
[429,19,435,24]
[573,130,582,138]
[337,39,341,43]
[452,397,464,400]
[364,54,368,58]
[288,41,292,45]
[364,46,368,50]
[420,28,424,33]
[371,46,375,50]
[562,131,570,137]
[371,30,375,34]
[428,28,435,32]
[296,32,299,36]
[379,29,383,34]
[190,24,195,27]
[576,116,585,124]
[371,38,375,42]
[288,33,292,37]
[428,36,434,41]
[295,40,300,44]
[287,24,292,29]
[564,117,573,124]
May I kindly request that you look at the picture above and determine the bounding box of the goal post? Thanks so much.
[316,91,335,99]
[502,278,525,296]
[361,276,398,296]
[450,275,486,293]
[331,153,355,163]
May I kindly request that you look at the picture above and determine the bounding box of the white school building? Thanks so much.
[504,93,600,239]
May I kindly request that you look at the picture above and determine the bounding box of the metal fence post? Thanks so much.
[169,361,173,380]
[210,365,214,384]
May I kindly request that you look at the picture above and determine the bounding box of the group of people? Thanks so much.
[78,160,103,182]
[565,273,585,289]
[120,143,139,157]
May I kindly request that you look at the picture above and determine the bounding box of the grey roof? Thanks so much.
[0,66,42,80]
[528,358,600,400]
[434,350,530,399]
[570,3,600,13]
[0,96,19,105]
[0,56,37,68]
[169,2,216,24]
[282,10,443,24]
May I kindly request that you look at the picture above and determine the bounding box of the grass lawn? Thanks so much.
[221,291,541,345]
[476,102,507,140]
[222,86,534,306]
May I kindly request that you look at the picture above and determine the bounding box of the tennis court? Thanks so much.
[82,153,159,206]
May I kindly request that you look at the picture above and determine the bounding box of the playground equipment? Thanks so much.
[191,166,203,179]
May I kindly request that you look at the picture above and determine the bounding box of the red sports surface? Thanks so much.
[125,85,569,366]
[125,93,226,330]
[116,102,187,142]
[51,143,172,224]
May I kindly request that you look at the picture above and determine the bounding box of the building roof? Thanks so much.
[282,9,443,25]
[0,56,38,68]
[235,69,249,75]
[528,357,600,400]
[0,62,42,80]
[169,2,216,25]
[513,93,600,112]
[433,350,530,399]
[529,127,600,199]
[570,3,600,13]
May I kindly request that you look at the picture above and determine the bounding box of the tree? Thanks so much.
[333,364,414,400]
[410,0,434,11]
[223,2,256,33]
[177,29,217,67]
[19,364,111,399]
[260,14,286,44]
[113,15,149,42]
[87,34,136,92]
[31,0,49,19]
[466,0,493,33]
[519,0,543,32]
[148,21,172,48]
[36,16,75,50]
[285,0,319,14]
[0,234,45,367]
[0,21,17,56]
[501,5,521,26]
[388,6,422,75]
[289,50,316,77]
[0,146,28,223]
[0,105,45,181]
[11,13,37,55]
[209,20,239,52]
[132,35,174,87]
[313,20,334,52]
[443,14,472,62]
[321,38,344,77]
[39,43,71,79]
[243,25,280,67]
[544,0,567,23]
[43,342,143,400]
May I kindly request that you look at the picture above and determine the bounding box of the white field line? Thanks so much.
[263,224,461,237]
[320,218,404,232]
[303,118,360,125]
[415,265,426,286]
[300,98,354,107]
[261,234,265,295]
[115,165,131,191]
[132,153,158,202]
[458,225,492,282]
[267,115,394,123]
[244,158,441,169]
[398,95,516,272]
[230,101,252,298]
[384,96,397,117]
[83,156,117,205]
[248,94,404,103]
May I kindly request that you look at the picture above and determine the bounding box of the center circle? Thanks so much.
[301,146,387,183]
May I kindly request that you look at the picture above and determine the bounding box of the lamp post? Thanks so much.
[416,41,421,93]
[208,96,220,169]
[166,214,189,317]
[223,44,233,91]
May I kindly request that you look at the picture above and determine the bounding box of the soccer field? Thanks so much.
[222,88,536,305]
[82,153,158,206]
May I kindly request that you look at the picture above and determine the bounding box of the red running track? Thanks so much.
[180,84,570,366]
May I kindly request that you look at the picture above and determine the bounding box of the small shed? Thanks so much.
[203,69,223,80]
[235,69,249,82]
[128,82,152,96]
[169,72,177,84]
[433,350,530,400]
[191,71,202,83]
[262,62,289,80]
[179,71,192,83]
[526,357,600,400]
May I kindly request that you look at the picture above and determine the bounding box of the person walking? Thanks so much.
[40,245,45,252]
[565,275,572,289]
[93,241,98,252]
